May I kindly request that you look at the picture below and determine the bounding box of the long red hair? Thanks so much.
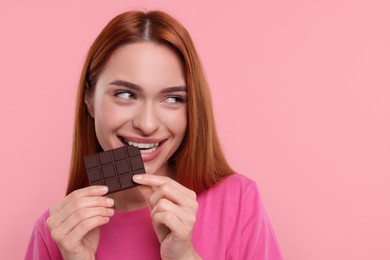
[67,10,233,195]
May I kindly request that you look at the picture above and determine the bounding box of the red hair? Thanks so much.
[67,10,233,195]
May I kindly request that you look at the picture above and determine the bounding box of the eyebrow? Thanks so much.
[109,80,142,91]
[109,80,187,94]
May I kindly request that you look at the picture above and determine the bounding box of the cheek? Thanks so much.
[164,109,187,138]
[160,109,187,137]
[94,97,128,132]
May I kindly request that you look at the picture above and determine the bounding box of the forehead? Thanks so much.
[99,42,186,88]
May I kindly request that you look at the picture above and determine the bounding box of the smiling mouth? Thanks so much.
[119,137,163,154]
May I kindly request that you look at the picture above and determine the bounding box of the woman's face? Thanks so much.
[86,42,187,176]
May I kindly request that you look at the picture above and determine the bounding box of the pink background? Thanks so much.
[1,1,389,259]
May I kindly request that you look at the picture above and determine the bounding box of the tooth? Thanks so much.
[126,141,160,149]
[140,146,157,154]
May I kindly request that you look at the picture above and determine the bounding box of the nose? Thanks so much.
[132,102,160,136]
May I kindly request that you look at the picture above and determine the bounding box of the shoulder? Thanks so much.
[218,173,257,189]
[209,173,259,196]
[25,209,62,259]
[198,173,262,206]
[32,208,55,245]
[33,209,51,233]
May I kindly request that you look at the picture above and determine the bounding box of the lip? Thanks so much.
[118,136,166,162]
[119,136,165,144]
[139,140,165,162]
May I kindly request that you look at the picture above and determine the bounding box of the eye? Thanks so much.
[164,96,185,104]
[114,90,136,100]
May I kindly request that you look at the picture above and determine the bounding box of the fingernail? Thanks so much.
[106,197,114,205]
[98,186,109,192]
[133,174,143,181]
[107,208,114,215]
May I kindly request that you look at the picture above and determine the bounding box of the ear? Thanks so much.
[84,88,95,118]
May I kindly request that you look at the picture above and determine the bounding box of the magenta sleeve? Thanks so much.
[25,210,62,260]
[240,183,284,260]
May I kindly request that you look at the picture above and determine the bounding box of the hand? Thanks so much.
[46,186,114,260]
[133,174,201,260]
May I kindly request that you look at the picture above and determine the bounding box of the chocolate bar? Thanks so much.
[84,146,145,194]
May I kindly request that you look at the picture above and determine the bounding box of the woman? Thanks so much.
[25,10,282,259]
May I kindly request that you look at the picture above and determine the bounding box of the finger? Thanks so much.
[50,186,109,214]
[50,207,114,241]
[152,211,193,241]
[48,194,114,230]
[149,182,198,213]
[148,183,196,209]
[151,198,196,228]
[59,196,114,222]
[150,198,182,218]
[61,216,110,247]
[133,174,196,199]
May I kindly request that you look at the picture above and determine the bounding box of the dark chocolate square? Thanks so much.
[116,160,130,175]
[102,165,115,178]
[126,146,139,156]
[87,168,101,182]
[85,155,98,169]
[105,178,119,192]
[130,157,143,171]
[91,180,104,186]
[113,147,127,161]
[99,152,112,165]
[119,175,133,189]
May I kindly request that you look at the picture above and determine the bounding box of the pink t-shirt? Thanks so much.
[25,174,283,259]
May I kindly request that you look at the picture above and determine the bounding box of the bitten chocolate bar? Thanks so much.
[84,146,145,194]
